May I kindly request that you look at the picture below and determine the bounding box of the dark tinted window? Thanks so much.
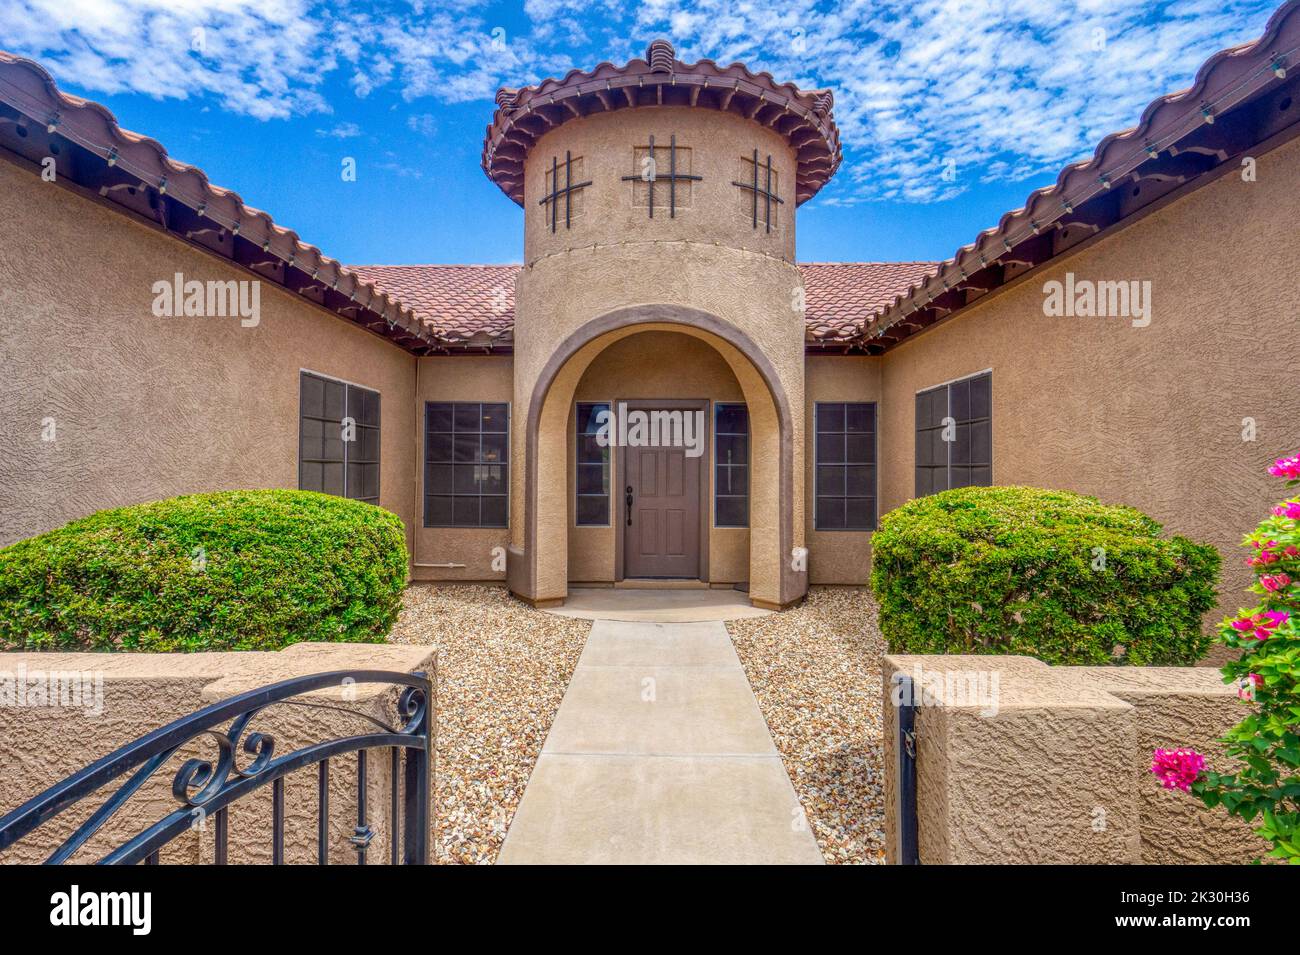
[299,372,380,504]
[576,402,611,526]
[714,403,749,528]
[815,402,876,530]
[425,402,509,527]
[915,371,991,496]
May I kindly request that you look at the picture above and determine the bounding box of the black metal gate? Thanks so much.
[0,669,432,865]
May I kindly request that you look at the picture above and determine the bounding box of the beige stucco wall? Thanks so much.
[412,354,514,581]
[878,135,1300,619]
[523,107,796,266]
[882,654,1267,864]
[0,158,417,550]
[511,105,808,606]
[804,354,882,584]
[0,643,434,865]
[568,330,748,584]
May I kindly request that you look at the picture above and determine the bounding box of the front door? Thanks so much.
[624,439,701,578]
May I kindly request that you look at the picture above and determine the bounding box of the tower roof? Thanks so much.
[482,39,842,208]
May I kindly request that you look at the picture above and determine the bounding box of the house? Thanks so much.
[1,3,1297,615]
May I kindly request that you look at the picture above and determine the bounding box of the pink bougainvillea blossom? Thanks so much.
[1230,610,1289,640]
[1247,540,1280,567]
[1260,573,1292,593]
[1272,502,1300,520]
[1151,748,1207,792]
[1269,455,1300,480]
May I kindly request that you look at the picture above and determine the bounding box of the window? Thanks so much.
[424,402,509,528]
[299,371,380,504]
[576,402,610,526]
[915,371,992,496]
[815,402,877,531]
[714,403,749,527]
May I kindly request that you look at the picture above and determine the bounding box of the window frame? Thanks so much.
[575,401,612,527]
[713,402,750,529]
[813,401,878,532]
[914,368,993,497]
[422,400,511,529]
[298,369,381,505]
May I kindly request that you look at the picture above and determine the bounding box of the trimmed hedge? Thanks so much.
[870,486,1220,665]
[0,490,408,652]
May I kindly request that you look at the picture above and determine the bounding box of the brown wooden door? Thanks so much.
[624,442,701,578]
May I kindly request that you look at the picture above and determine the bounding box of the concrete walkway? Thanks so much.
[497,619,824,865]
[547,587,772,623]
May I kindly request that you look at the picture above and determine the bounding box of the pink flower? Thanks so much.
[1260,573,1292,593]
[1230,610,1289,640]
[1272,502,1300,519]
[1270,455,1300,480]
[1247,540,1280,566]
[1151,748,1207,792]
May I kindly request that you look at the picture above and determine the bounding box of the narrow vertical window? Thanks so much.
[815,402,876,530]
[299,371,380,503]
[424,402,509,528]
[915,371,992,496]
[714,403,749,528]
[576,402,610,526]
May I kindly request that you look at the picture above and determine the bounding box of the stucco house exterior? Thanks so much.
[1,3,1298,615]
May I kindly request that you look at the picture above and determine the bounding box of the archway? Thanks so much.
[508,305,805,609]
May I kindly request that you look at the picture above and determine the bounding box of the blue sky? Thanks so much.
[0,0,1281,265]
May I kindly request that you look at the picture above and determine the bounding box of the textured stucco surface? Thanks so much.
[804,354,882,584]
[413,354,514,581]
[569,330,748,584]
[0,643,434,865]
[523,107,797,266]
[878,136,1300,622]
[882,654,1264,864]
[0,158,417,549]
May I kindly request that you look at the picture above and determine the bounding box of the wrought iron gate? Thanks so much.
[0,669,432,865]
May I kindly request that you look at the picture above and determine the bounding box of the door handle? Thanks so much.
[625,486,633,526]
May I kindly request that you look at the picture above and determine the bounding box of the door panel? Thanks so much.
[625,438,701,578]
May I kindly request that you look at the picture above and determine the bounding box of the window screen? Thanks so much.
[815,402,876,530]
[714,403,749,528]
[424,402,509,528]
[915,371,992,496]
[299,372,380,504]
[576,402,610,526]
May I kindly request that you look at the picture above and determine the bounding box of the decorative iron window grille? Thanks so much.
[732,149,784,233]
[538,151,592,233]
[621,134,702,218]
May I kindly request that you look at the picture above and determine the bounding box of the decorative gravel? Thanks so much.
[388,584,589,865]
[726,587,887,864]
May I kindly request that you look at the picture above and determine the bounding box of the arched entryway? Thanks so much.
[507,305,805,609]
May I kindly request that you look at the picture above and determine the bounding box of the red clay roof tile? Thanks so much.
[350,260,938,347]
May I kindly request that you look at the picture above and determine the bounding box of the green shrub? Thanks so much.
[870,486,1220,665]
[0,490,408,652]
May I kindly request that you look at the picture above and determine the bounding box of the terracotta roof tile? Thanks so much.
[350,261,938,348]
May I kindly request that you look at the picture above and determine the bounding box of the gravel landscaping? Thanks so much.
[388,583,590,865]
[726,586,887,864]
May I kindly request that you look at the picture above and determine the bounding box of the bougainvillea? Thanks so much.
[1153,454,1300,863]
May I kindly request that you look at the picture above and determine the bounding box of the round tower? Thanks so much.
[482,40,841,609]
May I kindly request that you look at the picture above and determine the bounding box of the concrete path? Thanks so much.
[546,587,772,623]
[497,619,824,865]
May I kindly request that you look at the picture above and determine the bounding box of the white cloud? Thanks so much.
[316,121,361,138]
[0,0,1281,202]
